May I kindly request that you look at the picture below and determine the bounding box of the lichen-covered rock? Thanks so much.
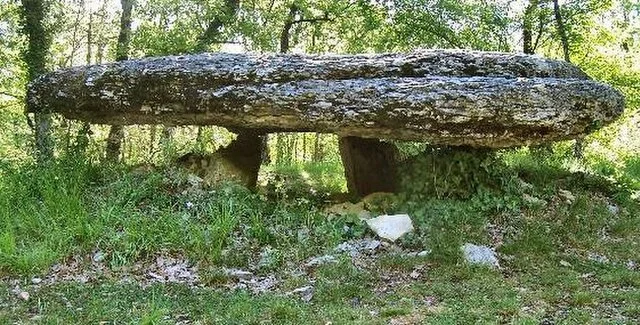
[26,50,624,147]
[175,132,261,188]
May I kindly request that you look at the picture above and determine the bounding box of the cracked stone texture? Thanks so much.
[26,50,625,147]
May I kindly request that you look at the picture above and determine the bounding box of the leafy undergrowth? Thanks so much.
[0,148,639,324]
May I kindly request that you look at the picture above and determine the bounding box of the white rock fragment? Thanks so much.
[588,253,610,264]
[18,291,30,301]
[305,255,338,267]
[523,194,546,207]
[31,277,42,285]
[187,174,204,187]
[334,238,381,257]
[626,260,637,270]
[517,178,534,190]
[287,285,314,302]
[607,204,619,215]
[461,243,499,268]
[558,189,576,203]
[224,268,254,280]
[92,251,105,263]
[366,214,414,242]
[405,250,431,258]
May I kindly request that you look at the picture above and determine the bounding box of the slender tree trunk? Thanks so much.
[86,13,92,64]
[95,1,107,65]
[21,0,53,163]
[149,125,157,159]
[313,133,321,161]
[105,126,124,161]
[523,0,538,54]
[75,13,93,155]
[115,0,133,61]
[292,134,298,163]
[160,126,175,158]
[276,134,284,164]
[105,0,133,162]
[302,132,307,162]
[195,126,205,152]
[75,122,91,154]
[553,0,571,63]
[63,3,84,68]
[553,0,582,158]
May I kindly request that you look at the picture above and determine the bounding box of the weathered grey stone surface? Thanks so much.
[461,243,499,268]
[27,50,625,147]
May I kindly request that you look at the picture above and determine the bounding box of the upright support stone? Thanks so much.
[339,136,399,198]
[219,130,263,188]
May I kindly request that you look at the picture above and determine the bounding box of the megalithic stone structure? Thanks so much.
[27,50,625,197]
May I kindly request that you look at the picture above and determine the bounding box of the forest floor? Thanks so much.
[1,150,639,324]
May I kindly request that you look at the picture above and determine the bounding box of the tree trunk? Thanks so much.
[149,125,157,159]
[105,125,124,162]
[105,0,133,162]
[86,13,92,64]
[75,11,93,156]
[523,0,538,54]
[21,0,53,163]
[553,0,581,158]
[160,126,175,157]
[339,137,398,198]
[75,122,92,154]
[193,0,240,52]
[115,0,133,62]
[313,133,322,162]
[553,0,571,63]
[302,132,307,162]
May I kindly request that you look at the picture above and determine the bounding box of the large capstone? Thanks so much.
[26,50,624,148]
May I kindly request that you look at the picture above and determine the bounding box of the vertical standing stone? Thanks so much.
[339,136,398,198]
[219,131,263,188]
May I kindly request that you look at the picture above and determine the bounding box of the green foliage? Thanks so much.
[390,0,512,51]
[261,161,346,202]
[399,147,515,200]
[0,157,97,273]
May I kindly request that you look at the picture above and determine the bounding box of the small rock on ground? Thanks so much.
[305,255,338,267]
[523,194,546,207]
[366,214,414,242]
[558,189,576,203]
[287,285,314,302]
[18,291,30,301]
[588,253,610,264]
[405,250,431,258]
[335,238,381,256]
[224,268,253,280]
[461,243,499,267]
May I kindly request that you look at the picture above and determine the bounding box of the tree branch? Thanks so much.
[280,5,333,53]
[0,91,24,100]
[292,16,332,24]
[194,0,240,52]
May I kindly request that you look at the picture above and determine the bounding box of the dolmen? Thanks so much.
[27,50,625,197]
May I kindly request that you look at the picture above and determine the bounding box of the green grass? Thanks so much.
[0,147,639,323]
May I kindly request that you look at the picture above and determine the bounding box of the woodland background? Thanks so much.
[1,1,640,323]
